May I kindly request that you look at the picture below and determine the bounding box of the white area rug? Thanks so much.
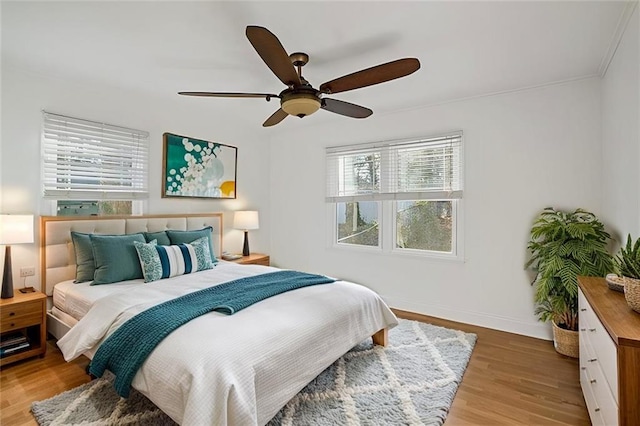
[32,319,476,425]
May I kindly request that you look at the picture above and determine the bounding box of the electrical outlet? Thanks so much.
[20,266,35,277]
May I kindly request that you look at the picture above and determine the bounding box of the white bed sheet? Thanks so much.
[57,262,397,426]
[50,306,79,328]
[53,278,144,321]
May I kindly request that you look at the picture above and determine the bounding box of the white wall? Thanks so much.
[601,5,639,245]
[269,78,603,339]
[0,66,270,291]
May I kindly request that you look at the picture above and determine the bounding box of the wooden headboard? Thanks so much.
[40,213,223,296]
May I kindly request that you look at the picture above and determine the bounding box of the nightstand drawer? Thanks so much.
[1,300,42,331]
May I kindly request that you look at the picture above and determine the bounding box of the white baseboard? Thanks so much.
[382,295,552,341]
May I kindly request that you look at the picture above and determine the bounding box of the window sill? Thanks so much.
[330,243,464,263]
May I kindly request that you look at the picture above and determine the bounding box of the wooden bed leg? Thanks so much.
[372,328,388,347]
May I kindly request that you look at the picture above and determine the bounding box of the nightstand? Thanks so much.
[0,291,47,367]
[231,253,270,266]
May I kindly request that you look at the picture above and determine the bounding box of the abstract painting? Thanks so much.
[162,133,237,199]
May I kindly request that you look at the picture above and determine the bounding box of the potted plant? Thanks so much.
[615,234,640,313]
[525,208,614,357]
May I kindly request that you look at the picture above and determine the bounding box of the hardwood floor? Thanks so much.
[394,310,589,426]
[0,312,589,425]
[0,341,89,426]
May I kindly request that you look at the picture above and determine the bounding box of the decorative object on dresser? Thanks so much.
[161,133,237,199]
[233,210,259,256]
[605,273,626,293]
[0,215,35,299]
[231,253,270,266]
[0,291,46,367]
[614,234,640,313]
[525,208,614,358]
[578,276,640,426]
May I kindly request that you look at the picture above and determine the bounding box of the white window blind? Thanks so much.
[326,132,463,202]
[42,111,149,200]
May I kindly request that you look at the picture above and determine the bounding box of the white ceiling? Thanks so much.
[1,1,630,125]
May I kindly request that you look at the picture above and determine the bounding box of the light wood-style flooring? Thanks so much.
[0,311,589,425]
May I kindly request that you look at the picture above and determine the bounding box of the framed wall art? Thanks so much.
[162,133,237,199]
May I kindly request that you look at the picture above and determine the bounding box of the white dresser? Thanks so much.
[578,276,640,426]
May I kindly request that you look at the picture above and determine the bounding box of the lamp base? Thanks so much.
[19,286,36,293]
[1,245,14,299]
[242,230,250,256]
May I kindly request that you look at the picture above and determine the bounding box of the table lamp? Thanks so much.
[233,211,259,256]
[0,215,34,299]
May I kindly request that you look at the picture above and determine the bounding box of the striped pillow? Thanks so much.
[134,237,214,283]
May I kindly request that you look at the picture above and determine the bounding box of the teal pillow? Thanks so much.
[70,232,95,283]
[90,233,146,285]
[166,227,217,262]
[143,231,171,246]
[134,237,214,283]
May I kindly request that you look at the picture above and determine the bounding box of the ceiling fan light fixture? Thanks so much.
[181,26,420,126]
[281,95,321,118]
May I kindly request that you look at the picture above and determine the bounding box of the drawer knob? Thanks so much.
[590,379,596,384]
[588,358,597,362]
[9,312,15,316]
[581,367,586,371]
[10,322,15,327]
[580,328,586,332]
[589,328,596,332]
[595,408,600,412]
[580,308,586,311]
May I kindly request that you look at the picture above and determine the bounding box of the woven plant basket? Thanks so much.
[552,321,579,358]
[623,276,640,314]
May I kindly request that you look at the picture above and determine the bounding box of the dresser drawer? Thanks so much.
[0,300,43,331]
[579,289,618,401]
[581,365,605,426]
[580,335,619,425]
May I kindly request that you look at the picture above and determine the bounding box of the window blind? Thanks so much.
[41,111,149,200]
[326,132,463,202]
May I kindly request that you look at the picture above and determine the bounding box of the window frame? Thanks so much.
[326,132,464,261]
[390,198,462,260]
[334,200,382,251]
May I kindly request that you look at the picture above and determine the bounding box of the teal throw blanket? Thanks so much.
[89,270,335,397]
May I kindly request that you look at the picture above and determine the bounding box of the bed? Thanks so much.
[41,214,398,425]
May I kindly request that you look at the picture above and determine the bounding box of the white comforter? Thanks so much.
[58,262,397,425]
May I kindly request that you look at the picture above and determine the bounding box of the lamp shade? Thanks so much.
[233,211,259,230]
[0,215,34,245]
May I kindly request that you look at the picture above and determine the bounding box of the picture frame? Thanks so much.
[162,132,237,199]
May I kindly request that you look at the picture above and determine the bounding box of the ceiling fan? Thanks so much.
[179,26,420,127]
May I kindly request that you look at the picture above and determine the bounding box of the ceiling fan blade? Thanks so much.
[319,58,420,94]
[246,26,301,87]
[263,108,288,127]
[178,92,279,99]
[321,98,373,118]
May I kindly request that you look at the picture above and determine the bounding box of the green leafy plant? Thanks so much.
[615,234,640,279]
[525,208,614,331]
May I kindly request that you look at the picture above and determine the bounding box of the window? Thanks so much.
[41,111,149,215]
[337,201,379,247]
[56,200,132,216]
[326,132,463,257]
